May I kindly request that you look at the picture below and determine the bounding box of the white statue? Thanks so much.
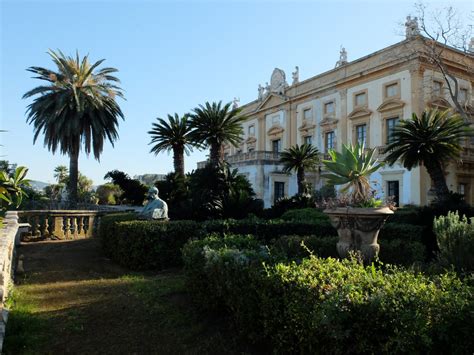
[258,84,264,100]
[232,97,240,109]
[292,66,299,85]
[140,187,168,220]
[405,16,420,39]
[264,82,271,97]
[335,47,348,68]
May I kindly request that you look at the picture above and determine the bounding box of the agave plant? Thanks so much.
[322,143,383,205]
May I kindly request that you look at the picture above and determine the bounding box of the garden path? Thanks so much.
[3,238,247,354]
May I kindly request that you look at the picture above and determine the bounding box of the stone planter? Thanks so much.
[323,207,393,261]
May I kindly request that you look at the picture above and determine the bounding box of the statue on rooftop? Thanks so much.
[232,97,240,109]
[292,66,299,85]
[405,16,420,39]
[335,47,348,68]
[258,84,264,100]
[140,187,168,220]
[469,37,474,53]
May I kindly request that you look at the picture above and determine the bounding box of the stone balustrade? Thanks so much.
[17,210,103,240]
[0,211,20,352]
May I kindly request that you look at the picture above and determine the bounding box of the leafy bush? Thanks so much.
[105,220,204,270]
[433,211,474,272]
[280,208,327,222]
[97,212,137,251]
[379,223,424,242]
[184,240,474,353]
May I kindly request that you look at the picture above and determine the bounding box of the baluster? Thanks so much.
[72,217,78,239]
[52,215,65,239]
[43,216,50,238]
[77,216,84,237]
[31,216,38,236]
[64,217,71,239]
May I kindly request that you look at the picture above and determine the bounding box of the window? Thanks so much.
[458,183,468,199]
[248,125,255,136]
[272,139,281,153]
[385,83,399,98]
[355,92,367,107]
[387,181,400,207]
[386,117,399,144]
[274,182,285,202]
[303,108,312,120]
[324,101,335,115]
[433,81,443,96]
[304,135,313,145]
[356,124,367,146]
[459,88,468,103]
[325,131,335,152]
[272,115,280,125]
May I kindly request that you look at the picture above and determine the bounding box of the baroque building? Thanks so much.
[200,32,474,208]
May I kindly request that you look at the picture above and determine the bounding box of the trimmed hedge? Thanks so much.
[183,238,474,353]
[99,213,426,270]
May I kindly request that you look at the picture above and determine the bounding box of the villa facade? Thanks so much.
[201,33,474,208]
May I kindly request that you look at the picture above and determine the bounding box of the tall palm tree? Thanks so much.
[148,113,193,177]
[190,101,246,167]
[280,144,320,195]
[54,165,68,183]
[385,109,473,203]
[23,50,124,208]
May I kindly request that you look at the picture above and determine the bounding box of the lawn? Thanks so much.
[3,239,251,354]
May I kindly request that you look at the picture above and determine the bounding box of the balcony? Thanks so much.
[197,151,282,169]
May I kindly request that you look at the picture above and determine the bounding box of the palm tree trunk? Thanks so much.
[210,143,221,167]
[68,147,79,209]
[424,160,450,203]
[297,168,305,195]
[173,146,185,177]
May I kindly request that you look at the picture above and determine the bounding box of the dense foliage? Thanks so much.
[183,236,474,353]
[280,144,320,195]
[23,50,124,207]
[104,170,148,205]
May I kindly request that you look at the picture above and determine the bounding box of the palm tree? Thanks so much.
[148,113,193,177]
[385,109,473,203]
[23,50,124,208]
[280,144,320,195]
[54,165,68,183]
[190,101,246,167]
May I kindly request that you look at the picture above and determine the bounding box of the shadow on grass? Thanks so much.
[4,239,256,354]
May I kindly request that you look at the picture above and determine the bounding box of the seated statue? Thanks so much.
[140,187,169,220]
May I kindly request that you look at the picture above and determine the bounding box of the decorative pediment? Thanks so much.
[267,125,285,137]
[377,98,405,112]
[245,136,257,145]
[298,120,316,132]
[428,98,451,109]
[320,117,339,127]
[257,93,287,111]
[348,107,373,120]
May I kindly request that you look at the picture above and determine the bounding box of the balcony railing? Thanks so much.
[197,151,282,168]
[17,210,105,240]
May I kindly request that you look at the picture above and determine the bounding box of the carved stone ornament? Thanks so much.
[270,68,288,95]
[324,207,393,261]
[377,99,405,112]
[267,125,284,137]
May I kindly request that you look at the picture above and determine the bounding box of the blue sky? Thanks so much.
[1,0,472,185]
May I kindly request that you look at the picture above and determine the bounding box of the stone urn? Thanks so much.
[324,207,393,261]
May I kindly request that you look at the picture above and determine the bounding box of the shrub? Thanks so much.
[280,208,328,222]
[105,220,204,270]
[379,223,424,242]
[185,241,474,353]
[97,213,137,253]
[433,211,474,272]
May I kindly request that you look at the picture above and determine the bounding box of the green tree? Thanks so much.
[23,50,124,208]
[54,165,68,184]
[385,109,473,203]
[280,144,320,195]
[190,101,246,167]
[148,113,193,177]
[95,183,123,205]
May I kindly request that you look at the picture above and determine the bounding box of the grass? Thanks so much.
[3,239,250,354]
